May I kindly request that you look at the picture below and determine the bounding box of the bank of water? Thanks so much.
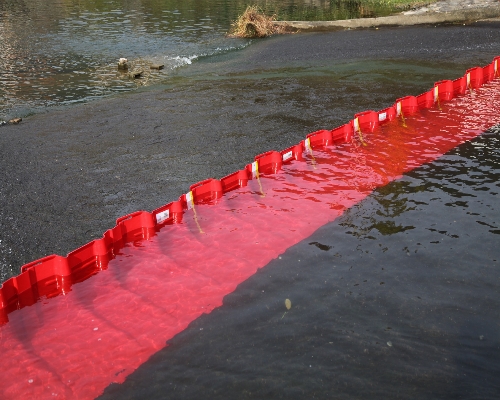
[1,0,420,121]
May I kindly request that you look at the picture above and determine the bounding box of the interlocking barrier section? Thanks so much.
[0,56,499,399]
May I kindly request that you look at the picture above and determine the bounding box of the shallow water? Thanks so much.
[0,0,399,120]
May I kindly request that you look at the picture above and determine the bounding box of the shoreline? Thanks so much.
[276,3,500,31]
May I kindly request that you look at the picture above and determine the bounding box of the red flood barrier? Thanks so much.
[250,150,283,176]
[305,129,334,149]
[221,169,249,193]
[281,142,304,164]
[417,90,434,109]
[434,80,454,102]
[0,255,71,321]
[66,238,110,283]
[190,178,223,204]
[483,62,495,83]
[332,123,353,142]
[377,106,396,125]
[354,110,379,133]
[453,76,467,96]
[395,96,419,117]
[466,66,483,89]
[178,178,224,211]
[115,210,156,242]
[153,201,184,226]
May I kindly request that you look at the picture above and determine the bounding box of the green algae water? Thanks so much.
[1,0,409,120]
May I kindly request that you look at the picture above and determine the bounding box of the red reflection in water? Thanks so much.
[1,81,499,399]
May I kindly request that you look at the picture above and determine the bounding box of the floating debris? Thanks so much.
[117,58,128,71]
[128,69,144,79]
[8,118,22,124]
[285,298,291,310]
[150,64,164,70]
[0,120,6,127]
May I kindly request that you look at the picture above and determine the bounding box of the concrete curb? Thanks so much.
[275,6,500,31]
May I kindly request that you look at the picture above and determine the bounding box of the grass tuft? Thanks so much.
[228,5,296,38]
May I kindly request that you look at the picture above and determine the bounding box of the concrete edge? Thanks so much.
[274,6,500,31]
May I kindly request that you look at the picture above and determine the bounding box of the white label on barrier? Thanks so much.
[251,161,258,178]
[304,138,312,153]
[467,73,471,87]
[156,209,170,224]
[282,151,293,161]
[378,112,387,122]
[353,117,360,132]
[434,86,439,102]
[396,102,401,116]
[186,191,194,210]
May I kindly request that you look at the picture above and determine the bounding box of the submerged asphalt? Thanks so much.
[1,21,500,280]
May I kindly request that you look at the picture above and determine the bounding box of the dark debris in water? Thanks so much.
[309,241,332,251]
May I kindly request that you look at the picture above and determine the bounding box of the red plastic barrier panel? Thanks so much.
[20,255,72,301]
[1,277,21,315]
[221,169,250,194]
[353,110,379,133]
[152,201,184,227]
[483,62,495,83]
[179,179,224,211]
[190,178,223,204]
[67,239,110,284]
[253,150,283,175]
[466,67,483,89]
[332,123,353,142]
[377,106,396,125]
[305,129,334,149]
[453,76,467,96]
[495,56,500,78]
[281,142,304,164]
[0,289,7,324]
[434,80,454,102]
[417,90,434,109]
[395,96,419,116]
[0,255,73,324]
[115,211,156,242]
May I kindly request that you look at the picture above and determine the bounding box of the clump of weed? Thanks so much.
[228,5,294,38]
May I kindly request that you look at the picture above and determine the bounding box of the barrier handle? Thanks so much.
[116,211,144,225]
[21,254,60,273]
[189,178,216,191]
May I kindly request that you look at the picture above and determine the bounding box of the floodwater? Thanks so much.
[0,0,397,120]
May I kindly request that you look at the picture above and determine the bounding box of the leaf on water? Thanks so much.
[285,298,291,310]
